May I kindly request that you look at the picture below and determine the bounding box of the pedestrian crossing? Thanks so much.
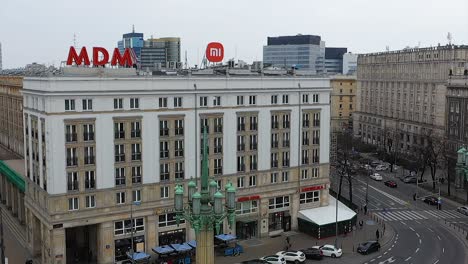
[374,209,466,222]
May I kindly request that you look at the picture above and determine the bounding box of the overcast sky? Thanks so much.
[1,0,467,68]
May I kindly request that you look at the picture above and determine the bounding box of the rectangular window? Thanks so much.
[236,200,258,215]
[268,196,290,209]
[271,153,278,168]
[159,120,169,136]
[132,166,142,184]
[67,171,79,191]
[65,99,75,111]
[114,144,125,162]
[200,96,208,107]
[214,117,223,133]
[114,122,125,139]
[131,121,141,138]
[249,135,258,150]
[85,195,95,208]
[116,192,126,204]
[114,98,123,109]
[66,147,78,166]
[237,117,245,131]
[83,124,94,141]
[301,169,309,180]
[115,167,126,186]
[237,156,245,172]
[175,162,184,180]
[302,149,309,165]
[313,113,320,127]
[282,151,290,167]
[65,124,77,142]
[200,118,209,133]
[214,158,223,175]
[175,140,184,157]
[159,97,168,108]
[130,98,139,109]
[300,191,320,204]
[158,213,183,227]
[237,177,245,188]
[82,99,93,111]
[114,218,145,235]
[282,114,290,129]
[68,197,79,211]
[133,190,141,202]
[160,163,169,181]
[302,94,309,103]
[249,155,257,171]
[282,171,289,182]
[271,95,278,104]
[302,131,309,146]
[312,149,319,163]
[271,172,278,183]
[249,95,256,105]
[237,135,245,151]
[174,97,183,108]
[302,113,310,128]
[271,115,279,129]
[271,133,278,148]
[175,119,184,136]
[213,96,221,106]
[214,137,222,154]
[312,130,320,145]
[282,95,289,104]
[249,175,256,187]
[312,167,319,178]
[84,146,95,165]
[250,116,257,131]
[160,141,169,158]
[161,186,169,198]
[237,95,244,106]
[85,170,95,189]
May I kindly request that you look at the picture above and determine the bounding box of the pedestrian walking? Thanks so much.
[383,224,386,235]
[376,229,380,241]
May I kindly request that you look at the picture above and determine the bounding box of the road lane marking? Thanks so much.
[415,233,420,238]
[419,239,421,244]
[427,228,434,232]
[405,257,412,261]
[415,220,421,224]
[377,255,382,258]
[415,248,420,253]
[433,260,439,264]
[437,235,441,240]
[443,248,445,253]
[371,259,376,262]
[409,227,415,232]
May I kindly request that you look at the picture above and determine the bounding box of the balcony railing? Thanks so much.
[237,164,245,172]
[131,153,142,161]
[237,144,245,151]
[271,161,278,168]
[160,129,169,137]
[237,124,245,131]
[115,154,125,162]
[84,155,95,165]
[131,130,141,138]
[83,132,95,141]
[66,158,78,167]
[66,133,78,142]
[115,131,125,139]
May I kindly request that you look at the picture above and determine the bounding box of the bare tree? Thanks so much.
[336,129,354,205]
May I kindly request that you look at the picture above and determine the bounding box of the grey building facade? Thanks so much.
[325,47,347,74]
[263,35,325,74]
[140,37,181,70]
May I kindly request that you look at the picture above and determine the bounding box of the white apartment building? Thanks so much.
[21,70,331,263]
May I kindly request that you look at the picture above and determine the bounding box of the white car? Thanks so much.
[457,206,468,216]
[312,244,342,258]
[375,165,388,171]
[276,251,306,263]
[370,173,383,181]
[260,255,286,264]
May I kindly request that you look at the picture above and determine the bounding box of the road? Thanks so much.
[331,167,468,264]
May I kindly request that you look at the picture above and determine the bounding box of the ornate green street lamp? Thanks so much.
[174,127,236,264]
[456,147,468,202]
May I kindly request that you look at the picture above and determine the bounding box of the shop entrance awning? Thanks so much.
[0,160,25,192]
[298,195,356,226]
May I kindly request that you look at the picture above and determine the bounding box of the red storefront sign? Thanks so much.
[237,195,260,202]
[301,185,325,192]
[66,46,134,66]
[206,42,224,62]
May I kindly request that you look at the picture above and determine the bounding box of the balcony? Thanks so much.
[214,167,223,175]
[115,154,125,162]
[272,122,279,129]
[250,143,258,151]
[283,141,290,148]
[115,131,125,139]
[237,144,245,152]
[283,122,290,129]
[237,124,245,131]
[214,126,223,133]
[66,133,78,143]
[160,129,169,137]
[160,151,169,159]
[83,132,95,141]
[132,176,142,184]
[67,181,79,191]
[237,164,245,172]
[175,171,184,180]
[250,123,258,131]
[271,141,279,148]
[271,161,278,168]
[84,155,95,165]
[313,120,320,127]
[175,128,184,136]
[283,160,290,167]
[66,158,78,167]
[131,153,142,161]
[131,130,141,138]
[214,146,222,154]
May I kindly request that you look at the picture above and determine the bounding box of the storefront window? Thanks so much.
[159,229,186,245]
[300,191,320,204]
[114,218,144,236]
[159,213,185,227]
[269,196,290,209]
[114,235,145,262]
[236,200,258,215]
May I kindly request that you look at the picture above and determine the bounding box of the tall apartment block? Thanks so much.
[353,45,468,156]
[15,69,332,263]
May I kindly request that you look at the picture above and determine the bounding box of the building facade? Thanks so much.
[141,37,181,70]
[353,45,468,156]
[0,76,24,156]
[446,74,468,187]
[263,35,325,74]
[0,42,2,70]
[330,75,356,161]
[22,72,331,263]
[117,29,144,63]
[342,53,358,75]
[325,48,347,75]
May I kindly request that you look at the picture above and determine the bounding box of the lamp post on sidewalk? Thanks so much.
[129,200,141,255]
[455,147,468,203]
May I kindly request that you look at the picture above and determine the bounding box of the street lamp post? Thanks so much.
[174,128,236,264]
[129,200,141,255]
[456,147,468,202]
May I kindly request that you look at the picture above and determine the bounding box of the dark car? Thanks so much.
[300,248,323,260]
[384,180,397,188]
[357,241,380,255]
[424,196,438,205]
[240,259,269,264]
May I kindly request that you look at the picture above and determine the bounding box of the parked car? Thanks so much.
[370,173,383,181]
[357,241,380,255]
[376,165,388,171]
[371,161,381,167]
[276,251,306,263]
[299,248,323,260]
[403,176,417,184]
[457,206,468,216]
[240,260,270,264]
[260,255,286,264]
[384,180,397,188]
[423,196,438,205]
[312,244,342,258]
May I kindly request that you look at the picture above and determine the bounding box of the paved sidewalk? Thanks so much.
[215,211,394,263]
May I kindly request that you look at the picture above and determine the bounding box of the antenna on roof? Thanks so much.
[132,24,135,33]
[447,32,452,45]
[185,50,188,69]
[385,46,390,52]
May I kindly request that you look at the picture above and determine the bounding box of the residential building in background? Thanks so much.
[19,68,332,263]
[330,75,356,161]
[343,52,358,75]
[0,76,23,156]
[263,34,325,74]
[325,47,347,74]
[141,37,181,70]
[353,45,468,158]
[117,27,144,63]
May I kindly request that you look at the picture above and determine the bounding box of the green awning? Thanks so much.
[0,160,25,192]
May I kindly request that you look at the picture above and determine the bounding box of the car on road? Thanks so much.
[403,176,417,183]
[260,255,286,264]
[384,180,397,188]
[376,164,388,171]
[240,260,270,264]
[276,251,306,263]
[299,248,323,260]
[312,244,342,258]
[457,206,468,216]
[423,196,438,205]
[370,173,383,181]
[357,241,380,255]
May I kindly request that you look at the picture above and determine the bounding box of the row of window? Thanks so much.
[64,93,322,112]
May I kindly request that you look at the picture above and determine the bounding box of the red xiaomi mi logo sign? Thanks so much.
[206,42,224,63]
[66,46,134,67]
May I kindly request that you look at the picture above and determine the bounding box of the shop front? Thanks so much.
[114,235,145,262]
[236,219,258,240]
[269,211,291,233]
[158,228,186,246]
[236,195,261,240]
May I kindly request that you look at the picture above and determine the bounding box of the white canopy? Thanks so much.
[298,195,357,226]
